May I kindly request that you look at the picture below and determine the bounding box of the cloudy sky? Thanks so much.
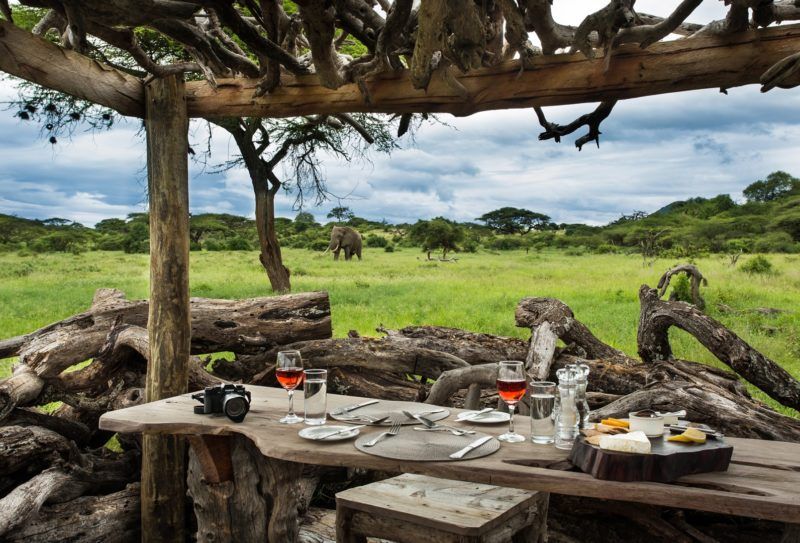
[2,1,800,226]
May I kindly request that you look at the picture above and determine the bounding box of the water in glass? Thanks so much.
[530,381,556,444]
[303,369,327,425]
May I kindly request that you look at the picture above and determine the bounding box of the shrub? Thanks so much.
[669,274,693,303]
[384,244,395,253]
[485,237,523,250]
[366,234,388,248]
[461,240,478,253]
[740,255,774,274]
[309,239,329,251]
[226,237,251,250]
[204,239,226,251]
[565,247,586,256]
[594,243,618,254]
[190,241,202,251]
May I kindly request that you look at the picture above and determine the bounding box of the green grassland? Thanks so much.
[1,249,798,415]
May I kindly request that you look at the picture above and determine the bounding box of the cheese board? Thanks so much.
[568,432,733,483]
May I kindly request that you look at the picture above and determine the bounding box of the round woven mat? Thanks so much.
[330,402,450,426]
[355,428,500,461]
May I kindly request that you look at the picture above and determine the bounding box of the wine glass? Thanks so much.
[497,360,527,443]
[276,350,304,424]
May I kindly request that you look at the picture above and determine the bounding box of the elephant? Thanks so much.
[325,226,362,260]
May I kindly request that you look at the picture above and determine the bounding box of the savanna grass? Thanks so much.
[1,249,798,415]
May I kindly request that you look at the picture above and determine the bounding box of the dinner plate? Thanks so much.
[298,425,360,441]
[454,410,510,424]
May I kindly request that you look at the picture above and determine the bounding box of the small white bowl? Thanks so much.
[628,411,665,437]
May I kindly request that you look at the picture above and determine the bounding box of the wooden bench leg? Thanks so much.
[336,503,367,543]
[512,492,549,543]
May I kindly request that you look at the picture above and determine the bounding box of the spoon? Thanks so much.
[402,411,475,435]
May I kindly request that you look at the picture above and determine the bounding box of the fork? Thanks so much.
[363,420,402,447]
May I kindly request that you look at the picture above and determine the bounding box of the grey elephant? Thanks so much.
[325,226,362,260]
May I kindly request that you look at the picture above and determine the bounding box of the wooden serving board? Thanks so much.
[569,434,733,483]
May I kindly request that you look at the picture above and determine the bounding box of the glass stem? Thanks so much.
[508,404,516,435]
[287,390,295,417]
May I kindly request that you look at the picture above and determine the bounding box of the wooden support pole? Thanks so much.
[141,74,190,543]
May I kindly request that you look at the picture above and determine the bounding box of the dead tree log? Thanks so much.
[0,288,332,379]
[2,483,141,543]
[219,336,470,384]
[638,285,800,411]
[1,322,225,427]
[0,448,138,537]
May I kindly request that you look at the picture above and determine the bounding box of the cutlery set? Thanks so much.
[320,401,495,457]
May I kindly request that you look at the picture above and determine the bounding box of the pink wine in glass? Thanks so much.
[497,379,526,405]
[276,367,304,390]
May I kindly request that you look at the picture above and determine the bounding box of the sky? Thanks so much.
[2,1,800,227]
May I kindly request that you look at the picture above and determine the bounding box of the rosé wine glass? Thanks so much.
[276,350,304,424]
[497,361,526,443]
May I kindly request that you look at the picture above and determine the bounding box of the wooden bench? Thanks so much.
[335,474,548,543]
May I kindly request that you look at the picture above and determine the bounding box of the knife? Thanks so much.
[316,425,366,440]
[449,436,493,459]
[456,408,494,421]
[332,400,379,415]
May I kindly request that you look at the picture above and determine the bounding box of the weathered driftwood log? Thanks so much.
[0,448,138,537]
[638,285,800,411]
[1,323,225,426]
[516,297,632,364]
[2,483,141,543]
[377,325,529,364]
[0,288,332,378]
[220,336,470,384]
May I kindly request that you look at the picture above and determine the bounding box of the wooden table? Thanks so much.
[99,386,800,540]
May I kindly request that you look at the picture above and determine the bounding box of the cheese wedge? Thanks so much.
[598,430,651,454]
[600,418,630,429]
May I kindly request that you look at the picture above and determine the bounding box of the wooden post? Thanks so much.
[141,74,190,543]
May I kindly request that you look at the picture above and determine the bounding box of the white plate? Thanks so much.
[454,410,511,424]
[299,425,360,441]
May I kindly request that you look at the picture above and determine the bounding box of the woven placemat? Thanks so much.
[330,402,450,426]
[355,428,500,461]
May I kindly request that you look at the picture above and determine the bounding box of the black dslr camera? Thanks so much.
[192,384,251,423]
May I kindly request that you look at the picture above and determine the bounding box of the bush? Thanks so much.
[365,234,388,248]
[204,239,226,251]
[565,247,586,256]
[740,255,774,274]
[485,237,523,250]
[669,274,693,303]
[190,241,202,251]
[594,243,618,254]
[309,239,329,251]
[226,237,251,250]
[462,240,478,253]
[384,244,395,253]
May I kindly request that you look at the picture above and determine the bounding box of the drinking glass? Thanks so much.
[276,350,304,424]
[530,381,556,444]
[303,369,328,425]
[496,361,526,443]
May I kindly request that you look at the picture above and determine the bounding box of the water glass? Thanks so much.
[530,381,556,444]
[303,369,328,425]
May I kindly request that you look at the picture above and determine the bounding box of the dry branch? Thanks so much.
[637,285,800,411]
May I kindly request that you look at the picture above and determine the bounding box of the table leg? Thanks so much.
[187,435,305,543]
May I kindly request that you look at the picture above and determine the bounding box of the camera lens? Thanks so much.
[223,395,249,422]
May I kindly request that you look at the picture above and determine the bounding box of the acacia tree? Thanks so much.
[409,217,464,260]
[477,207,552,235]
[327,205,355,222]
[743,171,800,202]
[5,6,420,292]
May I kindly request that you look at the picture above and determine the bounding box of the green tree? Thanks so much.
[189,214,230,245]
[743,171,800,202]
[293,212,318,233]
[476,207,552,235]
[94,218,127,235]
[409,218,464,259]
[327,206,355,222]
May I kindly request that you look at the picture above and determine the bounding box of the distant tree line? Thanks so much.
[2,172,799,259]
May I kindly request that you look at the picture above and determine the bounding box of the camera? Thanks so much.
[192,384,251,423]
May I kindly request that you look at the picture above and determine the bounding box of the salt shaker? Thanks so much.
[574,363,591,429]
[554,366,579,450]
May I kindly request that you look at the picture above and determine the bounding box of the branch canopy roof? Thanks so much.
[1,1,800,118]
